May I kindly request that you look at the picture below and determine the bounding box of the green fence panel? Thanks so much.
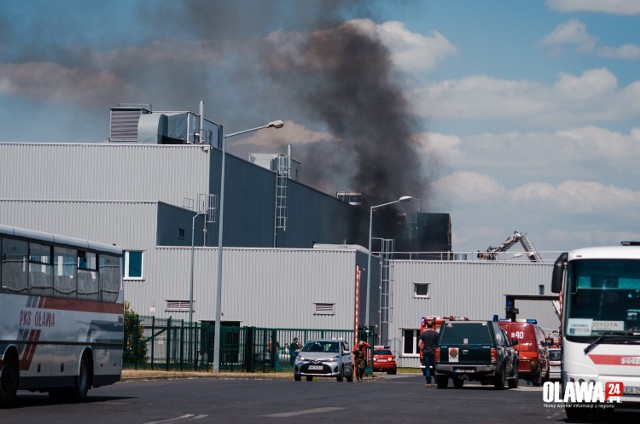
[123,315,355,372]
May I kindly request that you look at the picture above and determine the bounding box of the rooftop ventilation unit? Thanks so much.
[109,104,151,142]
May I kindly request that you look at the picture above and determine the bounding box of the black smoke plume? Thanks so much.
[259,21,429,246]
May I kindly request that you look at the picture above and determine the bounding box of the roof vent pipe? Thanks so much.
[198,101,205,144]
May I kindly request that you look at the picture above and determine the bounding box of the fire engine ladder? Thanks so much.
[552,300,561,319]
[487,231,541,262]
[517,232,542,262]
[274,154,289,232]
[378,238,395,326]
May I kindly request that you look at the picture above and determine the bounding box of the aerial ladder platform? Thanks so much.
[481,231,542,262]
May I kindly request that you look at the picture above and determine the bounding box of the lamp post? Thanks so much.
[365,196,413,340]
[213,119,284,373]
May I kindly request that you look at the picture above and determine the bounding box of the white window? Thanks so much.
[125,250,144,280]
[314,302,335,315]
[402,329,420,356]
[414,282,430,298]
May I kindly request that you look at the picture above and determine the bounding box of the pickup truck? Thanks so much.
[435,320,519,389]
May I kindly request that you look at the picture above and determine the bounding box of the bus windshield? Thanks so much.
[566,259,640,337]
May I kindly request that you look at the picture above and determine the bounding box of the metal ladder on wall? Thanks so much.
[379,238,395,327]
[274,155,289,232]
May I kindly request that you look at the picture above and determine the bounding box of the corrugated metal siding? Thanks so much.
[0,200,157,248]
[220,154,277,247]
[139,247,359,330]
[0,143,210,206]
[277,181,361,248]
[390,260,557,368]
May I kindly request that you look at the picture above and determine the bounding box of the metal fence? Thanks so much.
[123,314,356,372]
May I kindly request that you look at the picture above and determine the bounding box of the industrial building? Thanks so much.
[0,104,558,368]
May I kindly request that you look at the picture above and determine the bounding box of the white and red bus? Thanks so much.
[0,225,124,407]
[552,242,640,419]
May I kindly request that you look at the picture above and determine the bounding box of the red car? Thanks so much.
[373,345,397,374]
[498,320,549,386]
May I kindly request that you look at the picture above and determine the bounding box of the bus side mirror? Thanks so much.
[551,252,568,293]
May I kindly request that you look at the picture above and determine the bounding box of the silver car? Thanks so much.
[548,348,561,381]
[294,339,354,382]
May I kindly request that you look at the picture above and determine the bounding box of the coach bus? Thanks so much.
[552,242,640,419]
[0,225,123,407]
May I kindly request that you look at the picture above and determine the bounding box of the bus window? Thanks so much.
[29,242,53,296]
[1,237,28,293]
[54,246,76,297]
[100,254,121,302]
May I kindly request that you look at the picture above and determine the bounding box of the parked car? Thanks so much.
[373,345,397,374]
[435,320,519,389]
[294,339,354,382]
[498,320,549,386]
[548,348,561,381]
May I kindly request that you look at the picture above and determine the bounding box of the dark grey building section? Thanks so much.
[276,180,362,248]
[218,153,279,247]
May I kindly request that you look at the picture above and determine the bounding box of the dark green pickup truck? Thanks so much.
[435,320,519,389]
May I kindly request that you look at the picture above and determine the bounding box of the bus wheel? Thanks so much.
[0,351,19,408]
[71,353,92,402]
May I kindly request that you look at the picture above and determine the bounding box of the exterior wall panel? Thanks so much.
[0,143,211,206]
[389,260,557,368]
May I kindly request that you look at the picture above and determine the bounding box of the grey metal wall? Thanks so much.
[276,181,362,248]
[127,246,362,331]
[0,143,362,249]
[388,260,558,368]
[0,199,157,249]
[0,143,211,205]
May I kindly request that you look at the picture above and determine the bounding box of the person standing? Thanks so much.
[419,321,439,387]
[289,337,300,365]
[353,340,370,381]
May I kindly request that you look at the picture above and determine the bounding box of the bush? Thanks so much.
[123,302,148,364]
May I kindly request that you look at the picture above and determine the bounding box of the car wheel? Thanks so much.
[436,376,448,389]
[453,378,464,389]
[337,367,344,382]
[346,369,354,382]
[508,367,519,389]
[532,367,542,387]
[389,369,397,375]
[294,374,301,381]
[306,376,313,382]
[493,366,506,390]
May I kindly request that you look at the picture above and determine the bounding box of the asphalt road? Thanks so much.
[2,374,639,424]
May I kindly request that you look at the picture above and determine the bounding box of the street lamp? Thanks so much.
[213,119,284,373]
[365,196,413,338]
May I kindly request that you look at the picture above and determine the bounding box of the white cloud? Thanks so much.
[413,131,462,161]
[511,180,640,215]
[542,19,640,60]
[553,68,618,101]
[543,19,597,50]
[597,44,640,60]
[348,18,458,73]
[410,68,640,127]
[547,0,640,15]
[433,171,506,205]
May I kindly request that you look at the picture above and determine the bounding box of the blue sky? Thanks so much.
[1,0,639,254]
